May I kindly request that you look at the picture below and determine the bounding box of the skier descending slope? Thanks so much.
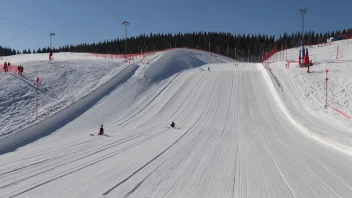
[98,125,104,135]
[3,62,8,73]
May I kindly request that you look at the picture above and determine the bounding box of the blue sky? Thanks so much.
[0,0,351,51]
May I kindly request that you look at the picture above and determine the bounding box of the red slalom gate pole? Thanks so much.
[325,69,328,109]
[36,76,40,119]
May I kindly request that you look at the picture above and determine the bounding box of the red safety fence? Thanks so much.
[89,48,172,60]
[328,105,352,119]
[89,47,234,61]
[90,53,144,60]
[263,49,280,62]
[185,47,231,59]
[0,65,21,74]
[264,39,352,64]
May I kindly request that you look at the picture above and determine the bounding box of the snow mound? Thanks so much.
[0,49,232,151]
[266,39,352,154]
[268,39,352,126]
[144,49,213,81]
[0,53,130,139]
[0,64,139,154]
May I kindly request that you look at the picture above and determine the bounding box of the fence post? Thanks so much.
[286,43,288,61]
[325,69,328,109]
[36,77,40,119]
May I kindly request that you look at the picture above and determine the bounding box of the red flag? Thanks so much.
[37,77,40,83]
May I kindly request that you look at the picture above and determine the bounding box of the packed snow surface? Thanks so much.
[0,53,131,139]
[267,39,352,153]
[1,49,352,197]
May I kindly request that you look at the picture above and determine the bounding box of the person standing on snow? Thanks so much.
[3,62,8,73]
[208,67,210,71]
[98,125,104,135]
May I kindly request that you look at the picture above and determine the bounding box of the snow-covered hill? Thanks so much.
[266,39,352,150]
[1,48,352,197]
[268,39,352,118]
[0,49,231,145]
[0,53,133,139]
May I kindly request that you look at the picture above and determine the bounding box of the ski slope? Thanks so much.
[0,53,134,139]
[267,39,352,154]
[1,49,352,197]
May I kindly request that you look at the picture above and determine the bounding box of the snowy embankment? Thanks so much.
[266,39,352,154]
[0,53,137,139]
[0,64,139,154]
[0,49,227,153]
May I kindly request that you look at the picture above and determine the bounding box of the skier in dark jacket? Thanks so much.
[98,125,104,135]
[170,121,175,128]
[3,62,8,73]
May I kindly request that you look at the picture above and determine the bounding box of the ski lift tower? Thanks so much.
[122,21,129,61]
[50,33,56,51]
[299,9,308,63]
[49,33,55,60]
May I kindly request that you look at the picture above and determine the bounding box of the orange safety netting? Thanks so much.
[89,47,232,60]
[1,65,20,74]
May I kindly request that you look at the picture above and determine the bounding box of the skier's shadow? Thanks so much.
[167,126,181,130]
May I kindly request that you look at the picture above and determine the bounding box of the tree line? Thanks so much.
[1,28,351,62]
[276,28,352,51]
[0,46,59,56]
[0,46,16,56]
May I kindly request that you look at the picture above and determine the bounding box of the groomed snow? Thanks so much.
[1,49,352,197]
[0,52,150,139]
[266,39,352,154]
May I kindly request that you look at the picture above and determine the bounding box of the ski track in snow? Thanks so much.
[0,49,352,197]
